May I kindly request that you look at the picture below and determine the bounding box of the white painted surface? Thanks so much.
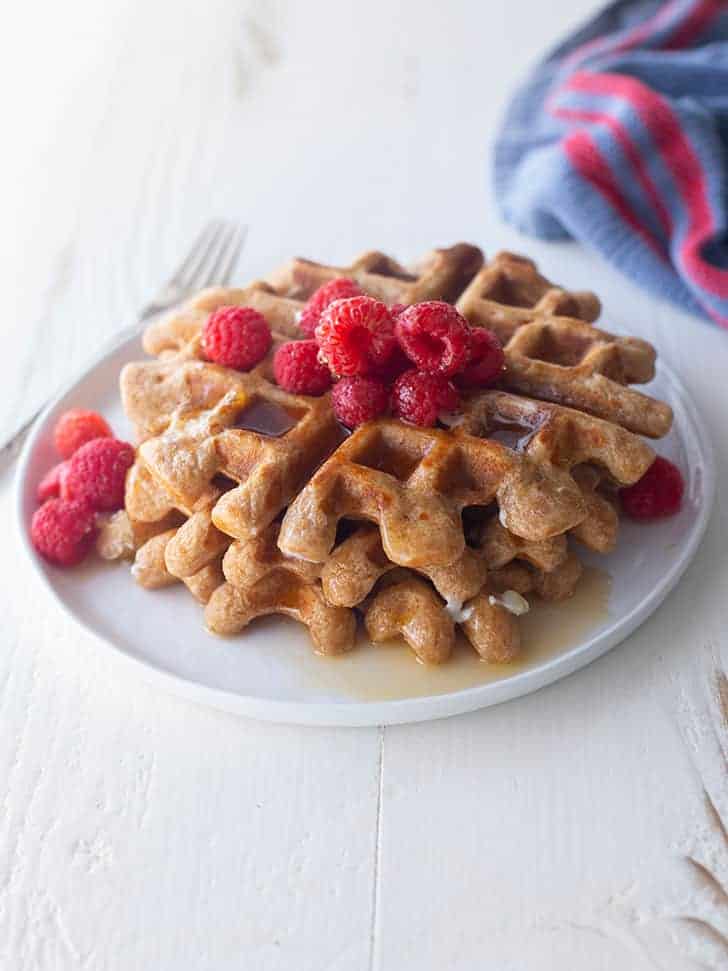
[2,0,727,967]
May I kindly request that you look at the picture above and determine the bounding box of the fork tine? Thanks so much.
[208,224,246,289]
[194,222,237,290]
[169,220,224,290]
[183,221,239,292]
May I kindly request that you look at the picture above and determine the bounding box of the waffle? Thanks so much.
[96,510,225,604]
[132,529,225,604]
[457,252,672,438]
[456,250,601,333]
[137,384,342,544]
[570,465,619,554]
[121,331,290,441]
[204,574,357,655]
[267,243,484,306]
[479,517,584,599]
[363,575,523,665]
[95,508,184,561]
[457,389,655,491]
[277,398,653,569]
[222,522,321,590]
[319,524,487,609]
[142,283,304,352]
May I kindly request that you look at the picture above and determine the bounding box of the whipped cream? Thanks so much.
[444,598,474,624]
[488,590,530,616]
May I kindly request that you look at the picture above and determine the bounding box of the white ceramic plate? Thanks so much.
[15,328,715,727]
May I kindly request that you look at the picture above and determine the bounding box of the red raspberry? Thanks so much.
[53,409,112,459]
[391,369,459,427]
[37,461,71,503]
[458,328,505,388]
[273,340,332,396]
[368,343,411,383]
[202,306,272,370]
[395,302,471,377]
[30,498,97,566]
[64,438,135,511]
[332,375,389,429]
[389,303,407,317]
[620,457,684,520]
[315,296,396,376]
[298,278,363,337]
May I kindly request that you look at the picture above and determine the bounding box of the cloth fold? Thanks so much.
[494,0,728,327]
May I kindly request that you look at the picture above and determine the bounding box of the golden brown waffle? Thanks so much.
[457,252,672,438]
[210,523,355,653]
[125,458,187,522]
[204,574,356,654]
[131,528,225,604]
[457,389,655,487]
[222,522,321,590]
[363,575,522,665]
[267,243,484,306]
[478,517,568,574]
[364,576,457,664]
[456,251,600,333]
[141,283,304,353]
[483,515,584,602]
[138,383,342,544]
[95,508,184,561]
[121,331,291,441]
[570,465,619,554]
[319,524,487,608]
[96,510,225,605]
[278,398,652,569]
[163,508,231,580]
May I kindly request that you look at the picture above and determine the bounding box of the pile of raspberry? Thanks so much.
[30,409,134,566]
[202,278,507,429]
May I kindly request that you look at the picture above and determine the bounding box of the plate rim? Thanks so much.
[14,329,716,727]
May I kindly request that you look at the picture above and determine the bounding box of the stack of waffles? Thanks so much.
[98,245,673,665]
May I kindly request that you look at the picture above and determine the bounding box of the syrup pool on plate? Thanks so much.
[293,567,613,701]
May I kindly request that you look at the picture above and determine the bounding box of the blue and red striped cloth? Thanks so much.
[494,0,728,327]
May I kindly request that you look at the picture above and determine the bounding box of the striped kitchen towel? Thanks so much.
[494,0,728,327]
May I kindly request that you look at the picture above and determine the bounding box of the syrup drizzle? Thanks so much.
[232,399,298,437]
[293,567,613,702]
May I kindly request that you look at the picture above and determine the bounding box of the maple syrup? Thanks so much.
[232,398,299,437]
[295,567,613,701]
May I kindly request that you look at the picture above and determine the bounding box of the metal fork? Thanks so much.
[1,220,247,467]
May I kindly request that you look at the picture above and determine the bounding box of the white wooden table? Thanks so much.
[2,1,727,967]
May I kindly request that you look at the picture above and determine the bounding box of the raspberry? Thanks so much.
[389,303,407,317]
[395,301,471,377]
[64,438,135,511]
[332,375,389,429]
[37,461,71,503]
[315,296,396,376]
[368,342,411,383]
[620,457,684,520]
[298,278,363,337]
[202,306,272,370]
[53,409,112,459]
[391,369,459,427]
[30,498,97,566]
[458,328,505,388]
[273,340,332,396]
